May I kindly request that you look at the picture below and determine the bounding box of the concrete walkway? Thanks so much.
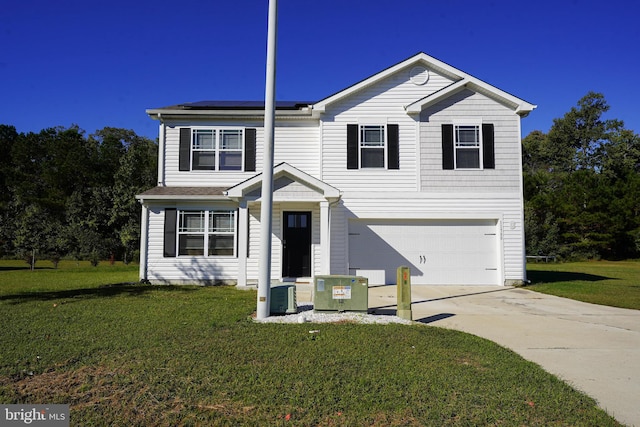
[368,285,640,427]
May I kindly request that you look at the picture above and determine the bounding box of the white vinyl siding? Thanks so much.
[246,202,322,283]
[321,66,456,192]
[145,205,239,284]
[162,120,320,187]
[420,90,521,192]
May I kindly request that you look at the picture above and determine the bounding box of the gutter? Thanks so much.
[146,107,314,120]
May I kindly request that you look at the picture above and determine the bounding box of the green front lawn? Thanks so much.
[0,261,620,425]
[527,260,640,310]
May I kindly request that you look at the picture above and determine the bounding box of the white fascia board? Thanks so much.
[405,80,469,114]
[313,52,462,113]
[145,108,313,120]
[135,194,229,203]
[225,163,341,199]
[405,78,536,116]
[466,80,536,115]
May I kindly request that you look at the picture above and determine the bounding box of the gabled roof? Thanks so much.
[146,52,535,120]
[225,162,341,200]
[312,52,536,116]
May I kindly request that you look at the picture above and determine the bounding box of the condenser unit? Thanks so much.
[270,284,297,315]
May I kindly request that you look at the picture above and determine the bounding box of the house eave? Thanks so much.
[313,52,466,113]
[136,194,230,203]
[405,79,536,116]
[135,186,231,204]
[146,108,314,121]
[225,162,342,201]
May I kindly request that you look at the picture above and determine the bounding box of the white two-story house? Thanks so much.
[136,52,535,287]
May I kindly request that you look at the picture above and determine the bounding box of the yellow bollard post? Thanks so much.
[396,266,412,320]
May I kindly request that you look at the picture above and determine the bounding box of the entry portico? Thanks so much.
[225,162,341,287]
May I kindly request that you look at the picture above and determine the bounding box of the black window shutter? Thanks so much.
[346,124,359,169]
[179,128,191,171]
[387,124,399,169]
[482,123,495,169]
[441,124,454,170]
[244,128,257,172]
[164,208,177,258]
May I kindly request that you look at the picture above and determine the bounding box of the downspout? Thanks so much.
[517,113,527,284]
[325,196,342,275]
[157,114,166,186]
[139,201,149,282]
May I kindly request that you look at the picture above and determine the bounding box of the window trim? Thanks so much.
[190,127,245,172]
[176,209,237,257]
[452,119,484,171]
[454,123,482,170]
[359,124,387,169]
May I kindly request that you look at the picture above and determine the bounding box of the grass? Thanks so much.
[0,261,621,426]
[526,260,640,310]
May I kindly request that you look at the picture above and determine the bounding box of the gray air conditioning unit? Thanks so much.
[270,284,297,315]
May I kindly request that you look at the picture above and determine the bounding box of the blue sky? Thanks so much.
[2,0,638,141]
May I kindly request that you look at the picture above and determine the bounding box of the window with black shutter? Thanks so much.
[441,123,494,170]
[178,127,256,172]
[347,123,399,169]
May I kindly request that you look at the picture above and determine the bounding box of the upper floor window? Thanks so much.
[455,125,481,169]
[441,123,495,170]
[360,125,386,168]
[347,123,399,170]
[179,127,257,172]
[192,129,243,171]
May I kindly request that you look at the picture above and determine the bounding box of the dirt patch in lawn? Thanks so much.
[0,364,256,424]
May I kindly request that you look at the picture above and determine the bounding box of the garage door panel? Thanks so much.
[348,219,498,285]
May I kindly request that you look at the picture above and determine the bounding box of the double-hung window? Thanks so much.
[176,210,236,256]
[455,125,481,169]
[178,211,206,256]
[208,211,235,255]
[441,123,494,170]
[192,130,216,170]
[360,125,386,168]
[346,123,399,170]
[179,127,256,172]
[218,130,243,170]
[191,128,244,171]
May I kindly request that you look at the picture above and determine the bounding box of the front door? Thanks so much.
[282,211,311,277]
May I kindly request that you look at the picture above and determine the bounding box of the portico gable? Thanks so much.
[225,163,341,286]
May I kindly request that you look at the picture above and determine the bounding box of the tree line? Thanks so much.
[523,92,640,260]
[0,125,157,267]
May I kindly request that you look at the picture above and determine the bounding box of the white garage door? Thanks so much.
[348,219,499,285]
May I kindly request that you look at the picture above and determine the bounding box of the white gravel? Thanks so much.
[254,303,414,325]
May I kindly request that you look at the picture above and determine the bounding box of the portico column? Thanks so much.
[237,200,248,287]
[139,203,149,281]
[320,200,330,275]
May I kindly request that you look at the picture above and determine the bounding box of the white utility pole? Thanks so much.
[256,0,278,319]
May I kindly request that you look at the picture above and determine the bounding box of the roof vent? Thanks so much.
[410,66,429,86]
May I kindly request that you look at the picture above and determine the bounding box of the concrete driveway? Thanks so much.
[369,285,640,427]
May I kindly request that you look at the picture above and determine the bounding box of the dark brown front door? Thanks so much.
[282,211,311,277]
